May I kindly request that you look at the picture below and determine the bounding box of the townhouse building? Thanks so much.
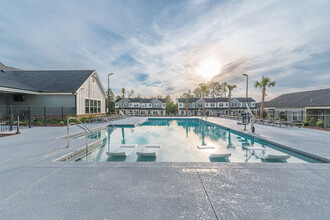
[177,97,256,116]
[115,98,166,116]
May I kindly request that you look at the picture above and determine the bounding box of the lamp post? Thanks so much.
[242,74,248,104]
[107,73,114,115]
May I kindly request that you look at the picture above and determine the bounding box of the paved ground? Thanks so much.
[0,117,329,219]
[110,117,148,126]
[204,117,330,162]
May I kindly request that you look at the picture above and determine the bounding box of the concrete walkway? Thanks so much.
[204,117,330,162]
[0,117,329,219]
[111,117,148,127]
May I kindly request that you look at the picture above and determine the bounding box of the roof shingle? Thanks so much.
[264,88,330,108]
[0,70,94,92]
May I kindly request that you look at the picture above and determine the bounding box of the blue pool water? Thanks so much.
[76,119,319,163]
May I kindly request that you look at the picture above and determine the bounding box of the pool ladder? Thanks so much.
[66,117,95,153]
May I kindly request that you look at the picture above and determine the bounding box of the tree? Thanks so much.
[121,88,126,113]
[255,76,276,118]
[126,89,135,98]
[193,87,202,98]
[165,95,177,115]
[227,84,237,115]
[106,88,115,114]
[182,90,193,116]
[208,82,223,97]
[221,82,228,97]
[200,83,208,116]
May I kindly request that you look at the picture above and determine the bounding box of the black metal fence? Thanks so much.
[0,106,76,131]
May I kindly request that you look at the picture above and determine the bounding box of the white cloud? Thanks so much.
[0,0,329,101]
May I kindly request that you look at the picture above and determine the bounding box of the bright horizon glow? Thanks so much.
[197,59,222,80]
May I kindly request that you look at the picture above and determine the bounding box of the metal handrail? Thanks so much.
[67,117,95,153]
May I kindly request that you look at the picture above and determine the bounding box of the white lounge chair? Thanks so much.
[243,146,267,151]
[250,148,291,161]
[197,143,216,149]
[106,144,137,157]
[262,154,291,160]
[136,145,161,157]
[209,152,231,159]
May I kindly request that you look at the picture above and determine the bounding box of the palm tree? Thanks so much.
[227,84,237,115]
[221,82,228,97]
[182,91,193,116]
[255,76,276,118]
[121,88,125,114]
[200,83,208,116]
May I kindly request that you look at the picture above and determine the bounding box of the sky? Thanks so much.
[0,0,329,101]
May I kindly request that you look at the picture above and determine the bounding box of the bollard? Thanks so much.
[16,116,20,134]
[9,105,13,131]
[28,106,32,128]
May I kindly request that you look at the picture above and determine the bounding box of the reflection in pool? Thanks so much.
[77,119,319,163]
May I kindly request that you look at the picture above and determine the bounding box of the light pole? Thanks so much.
[242,74,248,104]
[107,73,114,115]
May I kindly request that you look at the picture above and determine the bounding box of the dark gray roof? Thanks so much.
[233,97,256,102]
[0,70,94,92]
[178,97,255,102]
[264,88,330,108]
[115,98,166,103]
[178,98,201,103]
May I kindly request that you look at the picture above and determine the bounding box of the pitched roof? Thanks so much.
[115,98,166,103]
[233,97,256,102]
[178,97,255,102]
[0,70,94,92]
[177,98,201,103]
[264,88,330,108]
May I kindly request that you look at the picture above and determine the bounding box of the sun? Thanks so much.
[197,59,222,80]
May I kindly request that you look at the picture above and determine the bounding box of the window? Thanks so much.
[211,103,215,107]
[293,111,298,121]
[85,99,101,114]
[85,99,90,113]
[219,103,223,107]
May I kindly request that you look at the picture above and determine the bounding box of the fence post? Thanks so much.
[61,107,64,121]
[44,106,46,122]
[9,105,13,131]
[16,116,20,134]
[28,106,32,128]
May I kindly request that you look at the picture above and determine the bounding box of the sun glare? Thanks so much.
[197,59,222,80]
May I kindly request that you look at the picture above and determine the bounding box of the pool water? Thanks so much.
[76,119,319,163]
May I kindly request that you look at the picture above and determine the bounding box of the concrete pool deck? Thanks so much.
[203,117,330,162]
[0,117,329,219]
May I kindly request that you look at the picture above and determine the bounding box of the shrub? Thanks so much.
[303,117,314,126]
[302,120,309,126]
[46,119,58,124]
[59,121,64,125]
[33,118,45,126]
[316,119,324,128]
[20,118,29,125]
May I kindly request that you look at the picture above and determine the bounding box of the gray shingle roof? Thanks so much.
[115,98,166,103]
[234,97,256,102]
[178,97,255,102]
[264,88,330,108]
[177,98,201,103]
[0,70,94,92]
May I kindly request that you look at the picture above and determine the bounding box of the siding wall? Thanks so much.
[76,74,106,115]
[2,93,75,107]
[0,93,5,106]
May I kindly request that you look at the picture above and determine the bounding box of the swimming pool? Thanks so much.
[72,118,320,163]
